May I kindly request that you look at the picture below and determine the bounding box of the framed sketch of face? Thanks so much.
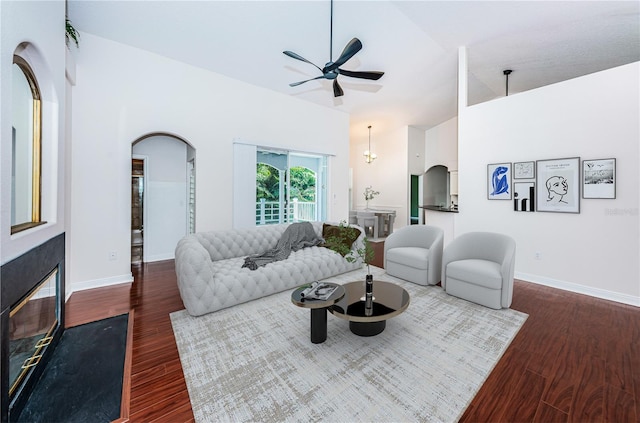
[536,157,580,213]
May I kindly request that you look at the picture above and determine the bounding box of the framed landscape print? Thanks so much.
[536,157,580,213]
[514,182,535,212]
[583,158,616,199]
[514,161,535,179]
[487,162,512,200]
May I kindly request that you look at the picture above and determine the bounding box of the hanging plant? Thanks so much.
[66,18,80,48]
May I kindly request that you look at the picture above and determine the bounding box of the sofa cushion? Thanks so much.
[322,223,361,256]
[184,246,358,315]
[446,259,502,289]
[386,247,430,270]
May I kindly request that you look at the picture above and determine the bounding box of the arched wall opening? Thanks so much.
[424,165,449,208]
[131,133,195,264]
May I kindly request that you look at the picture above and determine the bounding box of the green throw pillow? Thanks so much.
[322,223,361,257]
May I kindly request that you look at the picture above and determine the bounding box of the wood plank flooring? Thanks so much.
[66,258,639,422]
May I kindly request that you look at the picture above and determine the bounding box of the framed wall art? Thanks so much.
[536,157,580,213]
[513,161,535,179]
[514,182,535,212]
[487,162,512,200]
[582,158,616,199]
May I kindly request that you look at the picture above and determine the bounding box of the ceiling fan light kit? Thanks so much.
[283,0,384,97]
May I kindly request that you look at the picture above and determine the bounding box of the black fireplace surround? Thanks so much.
[0,233,65,422]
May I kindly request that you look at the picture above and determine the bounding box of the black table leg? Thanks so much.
[310,307,328,344]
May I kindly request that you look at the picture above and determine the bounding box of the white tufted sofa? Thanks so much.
[175,221,364,316]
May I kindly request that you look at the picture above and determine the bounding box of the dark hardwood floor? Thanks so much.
[66,254,639,422]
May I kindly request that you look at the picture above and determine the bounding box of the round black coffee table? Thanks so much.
[291,283,345,344]
[329,280,410,336]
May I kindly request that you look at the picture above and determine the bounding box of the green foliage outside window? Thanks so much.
[256,163,316,202]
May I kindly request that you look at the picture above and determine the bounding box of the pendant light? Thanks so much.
[503,69,512,96]
[363,125,377,164]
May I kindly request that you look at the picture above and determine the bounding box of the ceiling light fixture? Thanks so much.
[363,125,377,164]
[503,69,513,96]
[282,0,384,97]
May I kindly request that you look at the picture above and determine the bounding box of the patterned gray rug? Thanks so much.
[170,267,527,422]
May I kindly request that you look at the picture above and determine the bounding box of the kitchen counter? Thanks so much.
[420,205,459,213]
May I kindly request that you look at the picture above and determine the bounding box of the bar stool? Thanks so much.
[385,211,396,236]
[349,210,358,225]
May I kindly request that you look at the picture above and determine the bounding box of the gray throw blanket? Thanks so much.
[242,222,323,270]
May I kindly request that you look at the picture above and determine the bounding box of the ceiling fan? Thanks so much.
[283,0,384,97]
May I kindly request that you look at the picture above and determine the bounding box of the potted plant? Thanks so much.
[66,18,80,49]
[323,221,375,313]
[323,220,374,271]
[363,186,379,210]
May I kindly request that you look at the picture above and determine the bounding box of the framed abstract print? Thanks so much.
[582,158,616,199]
[514,182,535,212]
[513,161,535,179]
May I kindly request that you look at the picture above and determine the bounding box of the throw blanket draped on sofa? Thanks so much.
[242,222,323,270]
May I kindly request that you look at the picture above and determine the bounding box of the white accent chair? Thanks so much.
[383,225,444,286]
[441,232,516,309]
[357,211,379,239]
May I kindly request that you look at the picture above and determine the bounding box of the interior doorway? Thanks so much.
[131,134,195,265]
[131,158,144,265]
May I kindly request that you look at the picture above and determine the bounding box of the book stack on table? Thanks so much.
[300,282,338,301]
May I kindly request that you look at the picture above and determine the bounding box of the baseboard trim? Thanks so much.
[70,273,134,294]
[516,272,640,307]
[144,253,175,263]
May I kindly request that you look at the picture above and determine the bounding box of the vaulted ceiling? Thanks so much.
[68,1,639,133]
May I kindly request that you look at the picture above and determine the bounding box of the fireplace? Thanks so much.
[1,234,65,422]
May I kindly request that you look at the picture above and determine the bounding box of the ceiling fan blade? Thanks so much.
[283,50,322,72]
[289,75,325,87]
[325,38,362,72]
[338,69,384,81]
[333,79,344,97]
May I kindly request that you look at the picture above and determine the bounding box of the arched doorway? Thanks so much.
[131,134,195,265]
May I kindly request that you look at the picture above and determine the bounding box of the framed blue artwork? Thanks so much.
[487,162,512,200]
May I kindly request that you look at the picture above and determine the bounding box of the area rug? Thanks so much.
[15,313,129,423]
[170,268,528,422]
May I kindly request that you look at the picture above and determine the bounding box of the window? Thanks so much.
[11,55,43,234]
[255,149,327,225]
[232,143,329,229]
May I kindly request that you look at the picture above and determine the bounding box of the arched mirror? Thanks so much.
[11,55,43,234]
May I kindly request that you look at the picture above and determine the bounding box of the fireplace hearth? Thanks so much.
[1,234,65,422]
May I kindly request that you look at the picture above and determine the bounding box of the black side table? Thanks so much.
[291,283,345,344]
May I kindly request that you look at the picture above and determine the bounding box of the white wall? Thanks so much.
[425,116,458,172]
[0,1,66,265]
[350,124,409,227]
[408,126,426,176]
[457,62,640,305]
[69,33,351,290]
[132,135,187,262]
